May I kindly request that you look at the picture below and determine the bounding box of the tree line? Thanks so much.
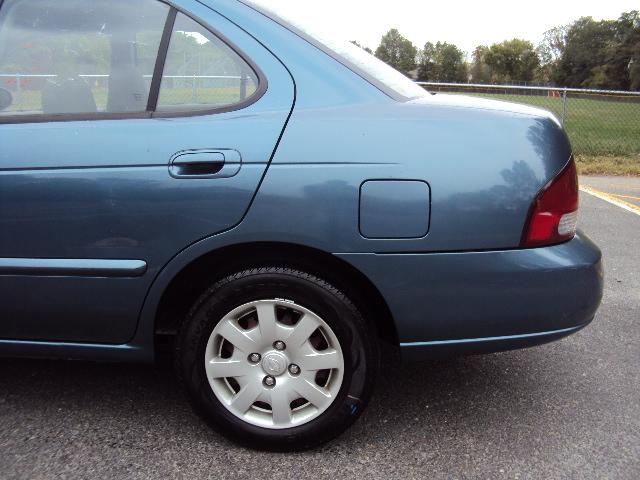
[354,10,639,90]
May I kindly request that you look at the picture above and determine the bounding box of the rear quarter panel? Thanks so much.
[214,0,573,253]
[240,101,572,253]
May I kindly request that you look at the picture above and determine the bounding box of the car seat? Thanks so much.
[41,77,98,114]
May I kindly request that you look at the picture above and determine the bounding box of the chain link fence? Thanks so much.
[417,82,640,158]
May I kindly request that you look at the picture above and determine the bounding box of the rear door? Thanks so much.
[0,0,294,343]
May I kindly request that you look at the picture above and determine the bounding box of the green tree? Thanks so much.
[553,17,617,88]
[417,41,467,82]
[536,26,568,84]
[631,56,640,91]
[483,39,540,83]
[350,40,373,54]
[470,45,491,83]
[537,26,567,65]
[549,11,640,90]
[374,29,417,75]
[613,10,640,90]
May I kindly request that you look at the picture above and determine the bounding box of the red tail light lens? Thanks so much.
[521,159,578,247]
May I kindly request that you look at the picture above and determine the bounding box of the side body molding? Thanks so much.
[0,258,147,277]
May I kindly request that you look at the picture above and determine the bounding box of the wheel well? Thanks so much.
[154,242,398,354]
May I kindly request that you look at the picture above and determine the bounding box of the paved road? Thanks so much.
[1,183,639,479]
[581,175,640,210]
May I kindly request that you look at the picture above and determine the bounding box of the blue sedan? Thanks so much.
[0,0,602,449]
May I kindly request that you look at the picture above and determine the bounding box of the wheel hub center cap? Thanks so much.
[261,352,288,376]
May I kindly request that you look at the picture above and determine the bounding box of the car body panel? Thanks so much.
[0,0,602,362]
[0,232,603,363]
[210,0,574,251]
[241,104,571,252]
[338,231,603,348]
[0,0,295,343]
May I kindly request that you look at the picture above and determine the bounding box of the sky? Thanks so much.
[257,0,638,57]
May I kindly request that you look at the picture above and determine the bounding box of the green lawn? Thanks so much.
[6,86,250,114]
[465,92,640,157]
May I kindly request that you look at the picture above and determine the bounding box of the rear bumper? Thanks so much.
[337,231,603,360]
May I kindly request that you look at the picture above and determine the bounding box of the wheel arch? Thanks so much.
[151,242,398,356]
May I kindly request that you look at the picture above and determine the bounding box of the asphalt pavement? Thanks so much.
[581,176,640,211]
[0,178,638,480]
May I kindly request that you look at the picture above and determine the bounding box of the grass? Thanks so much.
[575,154,640,176]
[469,93,640,156]
[460,92,640,175]
[5,86,252,113]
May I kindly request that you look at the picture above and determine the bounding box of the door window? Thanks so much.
[0,0,262,120]
[156,13,259,112]
[0,0,169,116]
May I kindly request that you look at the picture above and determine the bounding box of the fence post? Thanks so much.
[240,74,247,101]
[561,88,567,126]
[239,65,248,101]
[15,74,21,109]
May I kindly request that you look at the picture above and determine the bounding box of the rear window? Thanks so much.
[242,0,427,101]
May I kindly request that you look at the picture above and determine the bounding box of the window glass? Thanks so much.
[0,0,168,116]
[157,13,259,112]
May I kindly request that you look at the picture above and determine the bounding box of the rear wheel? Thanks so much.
[175,267,377,450]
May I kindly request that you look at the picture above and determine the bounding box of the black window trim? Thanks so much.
[0,0,268,124]
[146,7,177,112]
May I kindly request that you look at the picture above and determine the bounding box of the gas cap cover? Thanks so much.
[359,180,431,239]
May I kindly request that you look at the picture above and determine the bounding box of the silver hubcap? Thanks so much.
[204,299,345,429]
[261,352,287,376]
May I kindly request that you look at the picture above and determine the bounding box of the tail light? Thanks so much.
[521,158,578,248]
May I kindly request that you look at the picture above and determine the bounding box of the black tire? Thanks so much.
[174,267,378,451]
